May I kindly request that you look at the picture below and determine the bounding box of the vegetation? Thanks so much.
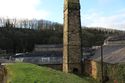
[81,27,124,47]
[6,63,97,83]
[96,62,125,83]
[0,19,63,53]
[0,18,124,54]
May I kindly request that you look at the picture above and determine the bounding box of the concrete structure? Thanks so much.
[63,0,82,74]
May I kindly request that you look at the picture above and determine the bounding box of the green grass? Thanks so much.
[6,63,97,83]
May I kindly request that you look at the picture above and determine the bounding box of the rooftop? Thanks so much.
[13,51,62,58]
[91,45,125,64]
[104,34,125,45]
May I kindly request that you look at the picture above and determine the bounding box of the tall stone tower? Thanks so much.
[63,0,82,74]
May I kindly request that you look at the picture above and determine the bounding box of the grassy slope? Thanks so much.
[6,63,97,83]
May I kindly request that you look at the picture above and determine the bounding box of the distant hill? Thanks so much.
[0,19,124,53]
[81,27,125,47]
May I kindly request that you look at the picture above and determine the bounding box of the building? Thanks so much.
[84,34,125,82]
[13,52,63,70]
[13,44,94,72]
[34,44,62,52]
[13,45,63,70]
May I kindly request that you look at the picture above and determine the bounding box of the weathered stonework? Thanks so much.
[0,65,7,83]
[63,0,82,74]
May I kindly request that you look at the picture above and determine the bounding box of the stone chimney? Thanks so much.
[63,0,82,74]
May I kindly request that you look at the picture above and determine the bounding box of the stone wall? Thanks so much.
[84,60,97,79]
[0,65,6,83]
[84,59,125,83]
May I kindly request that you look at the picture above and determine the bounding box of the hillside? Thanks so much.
[6,63,97,83]
[0,26,123,54]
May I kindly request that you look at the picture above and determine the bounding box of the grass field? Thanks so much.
[6,63,97,83]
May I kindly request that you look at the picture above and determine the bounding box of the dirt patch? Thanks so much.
[0,65,7,83]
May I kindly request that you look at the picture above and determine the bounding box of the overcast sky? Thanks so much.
[0,0,125,30]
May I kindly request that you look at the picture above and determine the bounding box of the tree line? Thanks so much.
[0,18,124,54]
[0,18,63,30]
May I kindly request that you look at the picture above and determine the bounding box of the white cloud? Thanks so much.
[82,10,125,30]
[0,0,49,19]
